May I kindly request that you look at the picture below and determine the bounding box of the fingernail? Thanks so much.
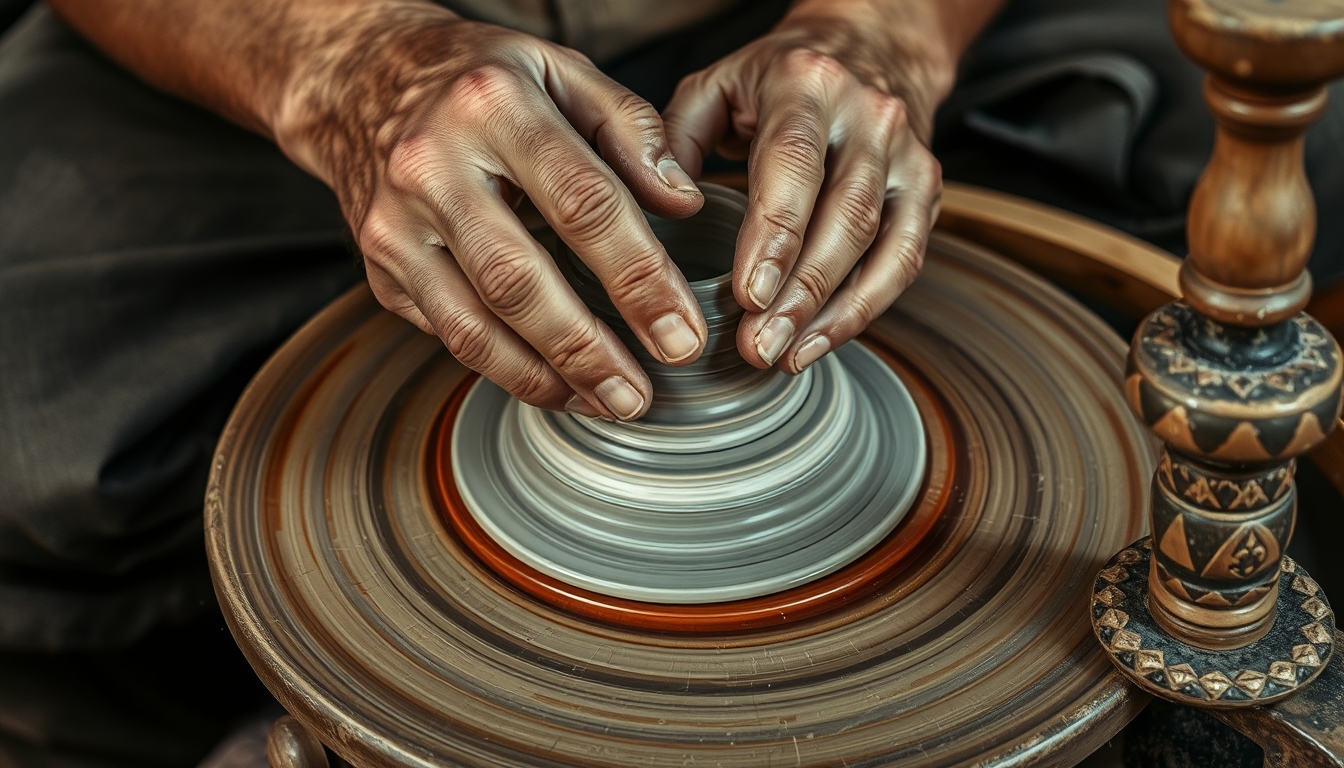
[755,316,795,366]
[748,262,782,309]
[649,312,700,363]
[657,158,698,193]
[594,375,645,421]
[565,395,602,418]
[793,335,831,370]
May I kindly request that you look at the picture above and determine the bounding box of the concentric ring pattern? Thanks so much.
[452,340,924,603]
[207,233,1152,767]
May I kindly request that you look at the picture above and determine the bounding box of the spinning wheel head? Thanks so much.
[208,202,1153,764]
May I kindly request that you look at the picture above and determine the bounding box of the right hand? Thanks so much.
[273,3,707,420]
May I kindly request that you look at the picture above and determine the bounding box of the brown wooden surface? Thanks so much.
[936,183,1181,316]
[208,233,1154,767]
[1171,0,1344,323]
[1169,0,1344,88]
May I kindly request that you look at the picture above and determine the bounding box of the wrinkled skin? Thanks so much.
[50,0,1004,420]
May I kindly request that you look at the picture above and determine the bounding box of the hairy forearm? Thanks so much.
[45,0,455,144]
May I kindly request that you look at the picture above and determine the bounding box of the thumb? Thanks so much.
[661,70,733,180]
[544,49,703,219]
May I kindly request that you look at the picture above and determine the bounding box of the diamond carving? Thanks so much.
[1134,649,1164,676]
[1301,598,1330,620]
[1095,586,1126,607]
[1225,374,1259,399]
[1292,575,1319,596]
[1166,664,1197,690]
[1267,661,1297,687]
[1302,622,1331,644]
[1292,644,1323,667]
[1116,549,1142,565]
[1199,671,1233,699]
[1283,557,1297,573]
[1099,566,1129,584]
[1233,670,1267,697]
[1097,609,1129,630]
[1111,629,1143,652]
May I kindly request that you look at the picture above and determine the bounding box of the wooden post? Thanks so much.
[1090,0,1344,709]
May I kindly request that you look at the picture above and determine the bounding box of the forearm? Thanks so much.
[45,0,456,147]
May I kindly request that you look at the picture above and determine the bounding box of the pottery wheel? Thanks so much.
[207,186,1154,766]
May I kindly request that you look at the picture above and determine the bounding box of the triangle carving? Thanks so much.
[1151,407,1199,455]
[1282,413,1328,458]
[1159,515,1195,571]
[1209,422,1273,462]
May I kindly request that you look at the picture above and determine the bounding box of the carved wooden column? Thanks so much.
[1091,0,1343,709]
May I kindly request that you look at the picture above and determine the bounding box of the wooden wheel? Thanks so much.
[207,206,1174,766]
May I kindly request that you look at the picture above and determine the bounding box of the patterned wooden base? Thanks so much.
[1092,538,1336,708]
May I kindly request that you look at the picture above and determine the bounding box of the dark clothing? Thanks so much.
[938,0,1344,269]
[0,0,1340,765]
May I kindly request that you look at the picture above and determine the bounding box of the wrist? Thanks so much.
[270,1,463,190]
[775,0,972,126]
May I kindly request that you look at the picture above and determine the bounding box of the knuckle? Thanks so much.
[923,151,944,184]
[385,134,439,194]
[770,128,826,182]
[474,251,543,317]
[439,310,495,370]
[792,260,833,309]
[610,90,663,133]
[445,63,521,114]
[761,210,806,250]
[670,70,708,101]
[368,279,417,317]
[849,295,880,327]
[833,178,884,244]
[891,230,928,276]
[357,206,404,266]
[546,323,605,373]
[868,90,908,134]
[602,251,667,307]
[507,359,563,406]
[780,48,848,88]
[550,170,623,240]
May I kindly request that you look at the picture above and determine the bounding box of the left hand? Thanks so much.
[662,4,951,373]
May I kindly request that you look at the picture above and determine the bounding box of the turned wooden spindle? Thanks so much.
[267,716,331,768]
[1091,0,1344,710]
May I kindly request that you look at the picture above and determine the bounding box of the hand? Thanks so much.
[662,4,951,373]
[274,3,708,420]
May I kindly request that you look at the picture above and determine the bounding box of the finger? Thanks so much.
[735,50,844,315]
[736,92,898,368]
[543,48,703,219]
[779,157,941,374]
[358,208,580,412]
[439,175,656,420]
[662,69,735,179]
[365,258,436,335]
[488,95,707,368]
